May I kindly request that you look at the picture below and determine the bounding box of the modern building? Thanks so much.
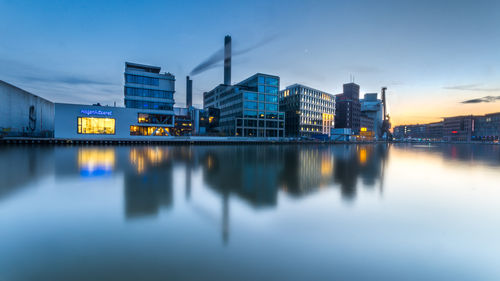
[335,83,361,135]
[54,103,174,139]
[360,93,383,139]
[279,84,335,138]
[0,80,54,138]
[203,73,284,137]
[124,62,175,132]
[443,115,474,142]
[472,113,500,142]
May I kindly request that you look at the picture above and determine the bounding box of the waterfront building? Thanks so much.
[55,103,170,139]
[279,84,335,138]
[124,62,175,132]
[335,83,361,134]
[173,107,193,136]
[360,113,375,140]
[360,93,383,139]
[0,80,54,138]
[427,122,444,140]
[203,73,284,137]
[473,113,500,142]
[443,115,474,142]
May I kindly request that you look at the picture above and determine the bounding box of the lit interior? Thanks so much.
[77,117,115,134]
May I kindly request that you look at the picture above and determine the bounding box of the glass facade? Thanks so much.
[77,117,115,135]
[125,74,159,86]
[124,62,175,127]
[203,73,285,137]
[125,87,173,100]
[279,85,335,137]
[137,113,173,124]
[130,126,171,136]
[125,100,173,111]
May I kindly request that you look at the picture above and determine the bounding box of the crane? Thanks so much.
[380,87,392,141]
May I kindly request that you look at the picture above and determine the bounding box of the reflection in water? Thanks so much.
[0,146,54,201]
[125,147,173,219]
[2,144,500,281]
[78,148,115,177]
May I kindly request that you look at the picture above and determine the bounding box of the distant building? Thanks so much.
[335,83,361,134]
[279,84,335,137]
[473,113,500,142]
[443,115,474,142]
[124,62,175,134]
[427,122,443,140]
[203,73,284,137]
[360,113,375,140]
[360,93,383,139]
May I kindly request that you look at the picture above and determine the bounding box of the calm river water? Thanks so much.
[1,144,499,281]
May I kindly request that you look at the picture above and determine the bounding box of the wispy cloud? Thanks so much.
[0,58,121,104]
[461,96,500,104]
[443,83,500,92]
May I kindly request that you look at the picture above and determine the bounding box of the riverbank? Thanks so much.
[1,137,499,146]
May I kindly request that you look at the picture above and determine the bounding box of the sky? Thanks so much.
[0,0,499,126]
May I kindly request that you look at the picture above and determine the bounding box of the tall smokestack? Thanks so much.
[186,76,193,108]
[224,35,231,85]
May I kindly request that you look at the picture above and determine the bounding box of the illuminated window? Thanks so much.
[78,117,115,134]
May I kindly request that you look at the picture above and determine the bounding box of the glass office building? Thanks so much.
[124,62,175,135]
[203,73,284,137]
[279,84,335,137]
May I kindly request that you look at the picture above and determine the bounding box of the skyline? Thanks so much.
[1,0,499,126]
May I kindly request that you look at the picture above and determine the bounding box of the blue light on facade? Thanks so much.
[80,109,113,116]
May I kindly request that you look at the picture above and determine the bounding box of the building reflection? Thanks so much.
[0,146,54,201]
[124,147,173,219]
[78,148,115,177]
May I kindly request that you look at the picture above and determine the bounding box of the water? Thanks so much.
[1,144,499,281]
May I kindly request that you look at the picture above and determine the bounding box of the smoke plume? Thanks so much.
[190,36,277,76]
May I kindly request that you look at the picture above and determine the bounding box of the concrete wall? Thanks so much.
[0,80,54,137]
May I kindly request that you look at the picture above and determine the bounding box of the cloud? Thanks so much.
[461,96,500,104]
[444,84,500,92]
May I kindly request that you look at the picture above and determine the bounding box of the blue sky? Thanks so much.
[1,0,499,125]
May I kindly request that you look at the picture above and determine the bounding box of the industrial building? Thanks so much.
[360,93,383,139]
[334,83,361,135]
[279,84,335,137]
[0,80,54,138]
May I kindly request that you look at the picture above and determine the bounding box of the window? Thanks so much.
[244,101,258,109]
[266,104,278,111]
[78,117,115,134]
[244,92,258,101]
[138,113,173,124]
[130,126,170,136]
[258,76,265,84]
[265,77,278,86]
[258,85,265,93]
[125,87,173,99]
[265,95,278,103]
[244,110,258,118]
[259,94,265,101]
[125,100,173,111]
[258,103,265,110]
[126,74,159,86]
[266,86,278,94]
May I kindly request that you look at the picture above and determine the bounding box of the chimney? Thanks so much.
[186,76,193,108]
[224,35,231,85]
